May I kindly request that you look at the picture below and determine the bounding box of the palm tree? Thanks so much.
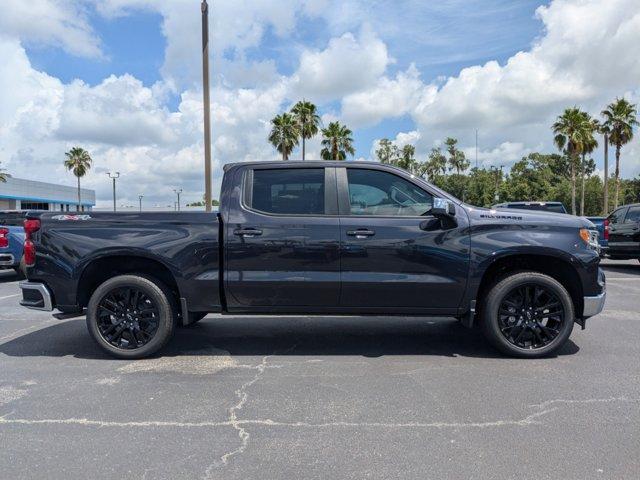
[320,121,355,160]
[444,137,469,174]
[579,113,599,216]
[0,163,9,183]
[396,145,417,173]
[552,108,589,215]
[290,100,320,161]
[268,113,299,160]
[602,98,638,208]
[64,147,93,210]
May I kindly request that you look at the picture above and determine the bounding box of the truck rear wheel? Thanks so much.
[480,272,574,358]
[86,275,176,359]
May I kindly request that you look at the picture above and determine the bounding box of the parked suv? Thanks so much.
[604,203,640,260]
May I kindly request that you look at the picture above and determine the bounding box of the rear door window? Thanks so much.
[248,168,325,215]
[623,206,640,223]
[609,207,627,225]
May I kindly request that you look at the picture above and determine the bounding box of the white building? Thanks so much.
[0,177,95,211]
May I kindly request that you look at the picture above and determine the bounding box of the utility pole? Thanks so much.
[173,188,183,212]
[138,194,144,212]
[201,0,213,212]
[107,172,120,212]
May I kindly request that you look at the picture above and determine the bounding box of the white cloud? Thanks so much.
[0,0,102,57]
[342,64,432,128]
[290,27,391,102]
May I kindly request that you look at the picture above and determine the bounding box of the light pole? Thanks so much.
[173,188,183,212]
[107,172,120,212]
[138,194,144,212]
[201,0,213,212]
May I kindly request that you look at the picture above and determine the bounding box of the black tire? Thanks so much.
[480,272,574,358]
[86,275,176,359]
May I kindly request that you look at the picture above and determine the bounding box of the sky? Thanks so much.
[0,0,639,208]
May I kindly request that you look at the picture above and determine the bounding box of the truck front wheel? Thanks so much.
[86,275,176,359]
[481,272,574,358]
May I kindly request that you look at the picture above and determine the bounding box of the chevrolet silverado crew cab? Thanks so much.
[19,161,605,359]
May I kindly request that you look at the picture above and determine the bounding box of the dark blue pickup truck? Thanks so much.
[19,162,605,359]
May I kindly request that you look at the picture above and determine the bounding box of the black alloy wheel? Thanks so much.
[96,286,160,349]
[87,275,176,359]
[481,271,574,358]
[498,283,564,349]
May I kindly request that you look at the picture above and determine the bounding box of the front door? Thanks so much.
[337,166,469,312]
[225,166,341,309]
[607,206,629,255]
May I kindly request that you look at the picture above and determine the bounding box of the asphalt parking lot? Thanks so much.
[0,261,639,480]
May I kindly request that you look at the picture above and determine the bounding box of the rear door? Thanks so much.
[607,206,629,255]
[337,166,469,312]
[224,166,341,309]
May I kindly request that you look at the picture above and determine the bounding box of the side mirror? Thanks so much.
[431,198,456,218]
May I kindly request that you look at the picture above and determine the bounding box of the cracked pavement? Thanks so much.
[0,260,639,479]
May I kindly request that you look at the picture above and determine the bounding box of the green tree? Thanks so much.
[268,113,299,160]
[422,147,447,181]
[320,121,355,160]
[64,147,93,210]
[375,138,398,165]
[444,137,470,174]
[552,107,590,215]
[396,145,417,173]
[602,98,638,208]
[290,100,320,161]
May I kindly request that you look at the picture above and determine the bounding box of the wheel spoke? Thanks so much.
[498,282,565,351]
[96,286,160,350]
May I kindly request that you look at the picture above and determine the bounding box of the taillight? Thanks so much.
[603,218,609,241]
[23,219,40,266]
[0,228,8,248]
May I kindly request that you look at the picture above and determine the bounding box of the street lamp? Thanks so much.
[201,0,213,212]
[107,172,120,212]
[138,194,144,212]
[173,188,183,212]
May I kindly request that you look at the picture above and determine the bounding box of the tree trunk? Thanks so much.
[77,176,81,211]
[570,156,576,215]
[302,135,306,161]
[603,133,609,214]
[614,144,621,209]
[580,153,585,216]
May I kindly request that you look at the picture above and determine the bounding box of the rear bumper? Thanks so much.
[0,253,15,266]
[19,281,53,311]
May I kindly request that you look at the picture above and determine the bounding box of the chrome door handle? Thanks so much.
[346,229,375,238]
[234,228,263,237]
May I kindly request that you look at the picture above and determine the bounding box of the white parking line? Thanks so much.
[0,294,20,300]
[606,277,640,281]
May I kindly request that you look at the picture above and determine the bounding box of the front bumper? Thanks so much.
[583,291,606,317]
[19,281,53,311]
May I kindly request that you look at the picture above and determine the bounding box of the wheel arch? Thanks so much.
[474,252,584,321]
[77,253,180,308]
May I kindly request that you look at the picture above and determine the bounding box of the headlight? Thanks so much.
[579,228,599,250]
